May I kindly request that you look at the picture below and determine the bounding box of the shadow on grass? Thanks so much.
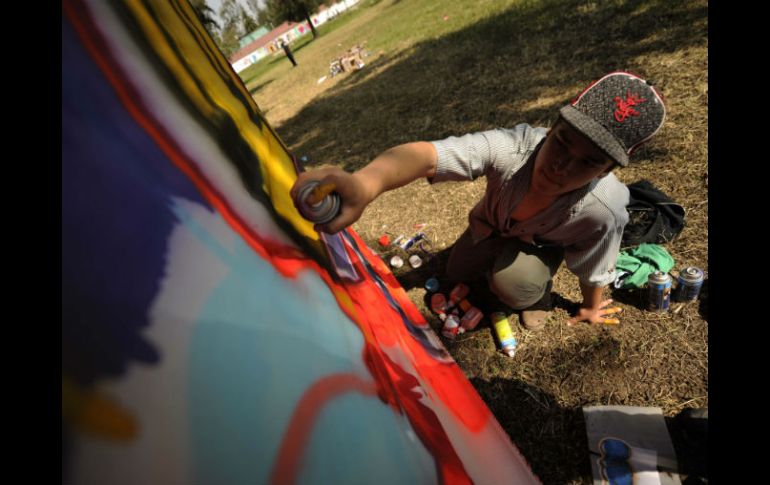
[470,350,707,483]
[469,376,590,483]
[697,277,707,321]
[275,0,707,173]
[248,78,273,95]
[610,286,648,310]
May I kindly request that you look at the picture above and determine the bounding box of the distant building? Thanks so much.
[229,0,360,73]
[238,26,270,49]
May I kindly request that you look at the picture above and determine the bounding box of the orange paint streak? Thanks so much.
[269,374,378,485]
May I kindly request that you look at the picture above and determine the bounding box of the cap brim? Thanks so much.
[559,105,629,167]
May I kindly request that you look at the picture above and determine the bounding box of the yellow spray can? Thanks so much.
[491,312,517,357]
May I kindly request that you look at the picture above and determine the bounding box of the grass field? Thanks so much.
[242,1,708,483]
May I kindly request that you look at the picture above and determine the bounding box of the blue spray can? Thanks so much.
[673,266,705,302]
[647,271,672,312]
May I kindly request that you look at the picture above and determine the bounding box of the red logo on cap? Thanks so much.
[614,92,646,122]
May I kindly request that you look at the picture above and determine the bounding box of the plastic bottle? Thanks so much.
[491,312,517,357]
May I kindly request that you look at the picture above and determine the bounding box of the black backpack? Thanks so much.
[622,180,686,246]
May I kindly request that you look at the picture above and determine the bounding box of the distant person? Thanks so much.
[292,72,666,331]
[281,40,297,67]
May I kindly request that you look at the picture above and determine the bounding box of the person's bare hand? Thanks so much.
[290,167,373,234]
[567,299,623,326]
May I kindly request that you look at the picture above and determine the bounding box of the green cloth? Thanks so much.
[615,243,675,289]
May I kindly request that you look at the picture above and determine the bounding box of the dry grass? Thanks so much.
[245,0,708,483]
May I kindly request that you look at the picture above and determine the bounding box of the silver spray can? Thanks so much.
[674,266,705,302]
[296,180,341,224]
[647,271,672,312]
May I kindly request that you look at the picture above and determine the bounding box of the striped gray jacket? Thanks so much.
[429,123,630,287]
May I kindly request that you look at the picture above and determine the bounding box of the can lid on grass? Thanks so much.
[425,277,439,293]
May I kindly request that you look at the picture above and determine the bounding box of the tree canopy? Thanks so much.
[265,0,323,38]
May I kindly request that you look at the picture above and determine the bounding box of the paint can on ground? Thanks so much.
[460,307,483,331]
[442,314,461,339]
[491,312,517,357]
[425,277,440,293]
[647,271,672,312]
[673,266,704,302]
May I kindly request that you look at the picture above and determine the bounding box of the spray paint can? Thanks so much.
[458,299,472,313]
[491,312,517,357]
[425,277,440,293]
[647,271,672,312]
[447,283,470,311]
[430,293,448,321]
[295,180,341,224]
[408,254,423,268]
[673,266,705,302]
[460,307,483,331]
[400,232,426,251]
[442,313,461,339]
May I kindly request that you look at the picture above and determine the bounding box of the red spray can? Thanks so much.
[430,293,448,321]
[460,307,483,331]
[447,283,469,311]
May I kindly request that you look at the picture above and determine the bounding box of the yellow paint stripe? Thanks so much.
[124,1,319,242]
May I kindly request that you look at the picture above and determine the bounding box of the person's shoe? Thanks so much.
[520,310,551,331]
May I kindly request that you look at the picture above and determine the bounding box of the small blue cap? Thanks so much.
[425,277,440,293]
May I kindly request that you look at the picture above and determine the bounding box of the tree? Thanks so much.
[266,0,323,39]
[190,0,231,57]
[219,27,241,58]
[257,9,273,29]
[189,0,220,32]
[239,5,259,35]
[245,0,273,29]
[244,0,262,19]
[218,0,244,57]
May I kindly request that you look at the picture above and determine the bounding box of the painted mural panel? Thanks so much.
[61,1,539,483]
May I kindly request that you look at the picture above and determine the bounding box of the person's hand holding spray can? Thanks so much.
[291,166,374,233]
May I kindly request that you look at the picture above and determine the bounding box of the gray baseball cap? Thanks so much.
[559,72,666,167]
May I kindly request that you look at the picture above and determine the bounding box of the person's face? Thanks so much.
[531,119,616,196]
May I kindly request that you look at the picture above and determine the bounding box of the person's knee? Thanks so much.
[489,271,547,310]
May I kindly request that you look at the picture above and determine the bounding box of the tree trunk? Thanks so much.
[302,6,318,39]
